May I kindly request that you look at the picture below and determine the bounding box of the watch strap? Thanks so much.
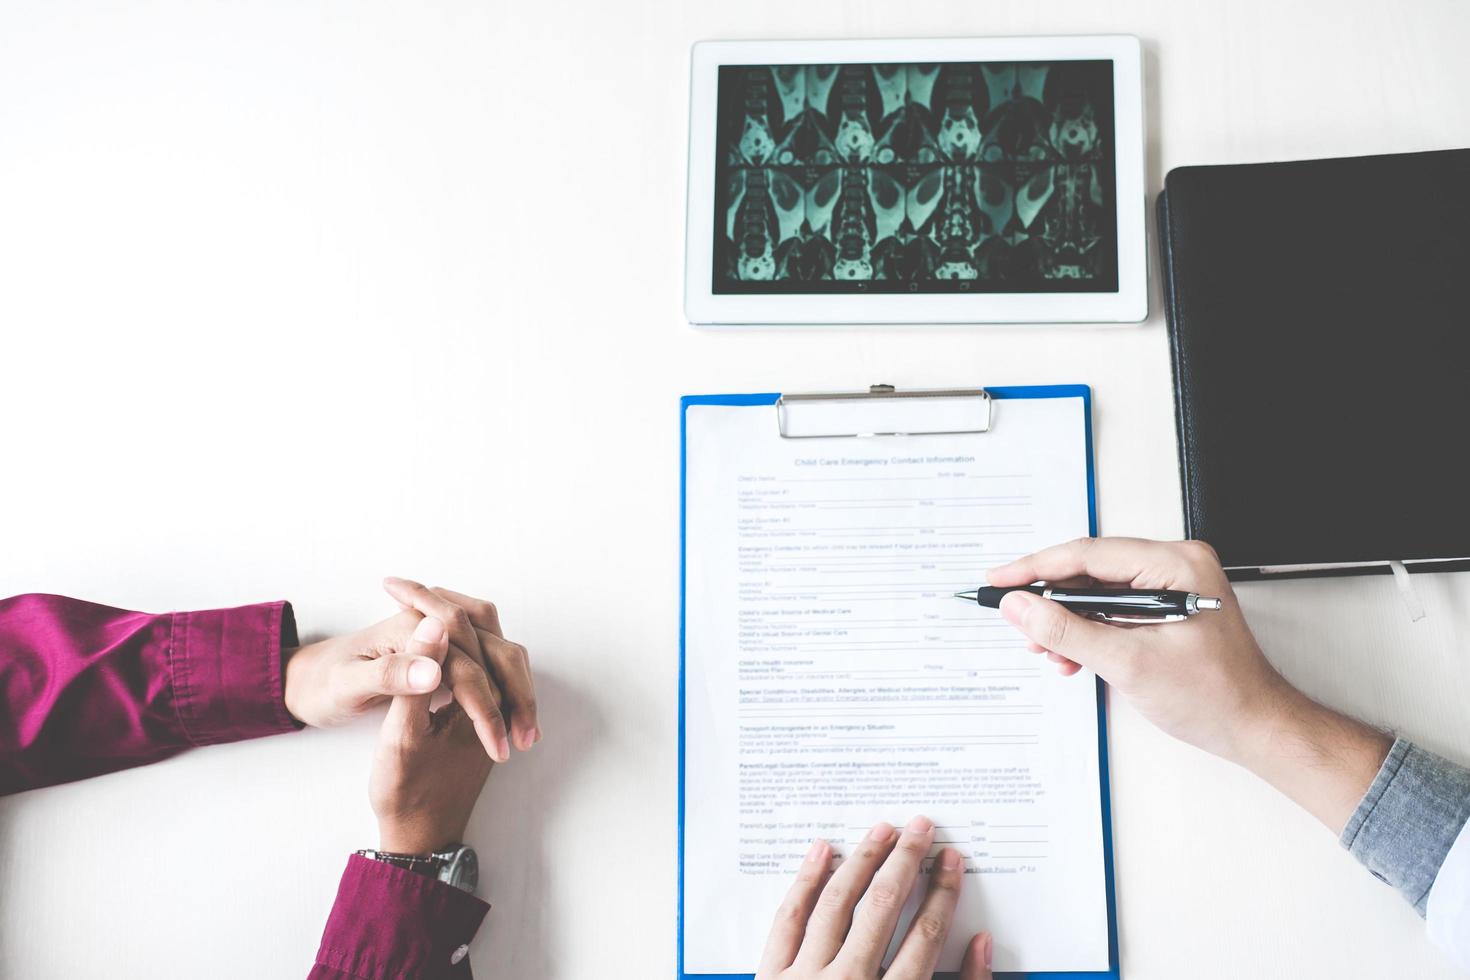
[355,846,477,896]
[355,849,446,877]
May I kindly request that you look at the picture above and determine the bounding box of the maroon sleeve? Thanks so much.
[0,593,302,794]
[309,855,490,980]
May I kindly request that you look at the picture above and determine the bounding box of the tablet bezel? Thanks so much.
[684,35,1147,325]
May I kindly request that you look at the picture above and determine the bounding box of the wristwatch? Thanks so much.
[356,844,479,894]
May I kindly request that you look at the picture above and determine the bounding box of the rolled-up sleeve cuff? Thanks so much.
[167,600,302,746]
[315,854,490,979]
[1340,736,1470,915]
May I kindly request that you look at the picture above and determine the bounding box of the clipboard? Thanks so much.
[678,384,1119,980]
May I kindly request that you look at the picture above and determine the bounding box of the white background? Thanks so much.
[1,1,1468,978]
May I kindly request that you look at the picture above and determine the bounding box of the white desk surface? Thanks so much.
[3,1,1469,977]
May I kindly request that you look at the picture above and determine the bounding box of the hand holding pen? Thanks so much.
[955,584,1222,623]
[978,537,1298,766]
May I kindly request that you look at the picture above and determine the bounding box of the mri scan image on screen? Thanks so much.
[712,61,1118,295]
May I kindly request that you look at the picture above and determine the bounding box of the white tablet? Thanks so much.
[684,36,1147,325]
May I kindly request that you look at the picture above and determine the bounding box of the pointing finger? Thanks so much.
[986,537,1195,590]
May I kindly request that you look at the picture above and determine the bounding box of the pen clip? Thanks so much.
[1090,612,1186,625]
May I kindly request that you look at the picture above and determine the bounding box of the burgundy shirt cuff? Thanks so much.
[313,854,490,980]
[167,600,302,746]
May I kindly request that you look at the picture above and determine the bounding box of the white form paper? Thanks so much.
[682,395,1109,975]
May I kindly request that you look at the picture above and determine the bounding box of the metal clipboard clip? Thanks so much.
[775,384,993,440]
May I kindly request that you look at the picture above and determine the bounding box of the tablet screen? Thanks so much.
[712,61,1118,295]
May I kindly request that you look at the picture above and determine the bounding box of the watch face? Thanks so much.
[442,846,479,893]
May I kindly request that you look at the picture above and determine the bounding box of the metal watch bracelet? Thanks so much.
[356,849,442,875]
[355,844,479,895]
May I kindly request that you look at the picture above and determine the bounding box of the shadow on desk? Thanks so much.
[1237,571,1470,764]
[468,669,605,978]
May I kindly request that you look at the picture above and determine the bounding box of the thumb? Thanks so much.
[998,590,1128,676]
[960,932,993,979]
[379,618,449,740]
[365,653,442,696]
[356,617,448,698]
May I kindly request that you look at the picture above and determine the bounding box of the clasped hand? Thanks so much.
[281,577,538,761]
[281,577,538,853]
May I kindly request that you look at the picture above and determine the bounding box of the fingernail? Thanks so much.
[984,565,1008,585]
[412,617,445,642]
[906,814,934,834]
[804,839,829,864]
[407,658,439,692]
[982,932,993,968]
[528,726,542,745]
[999,590,1035,627]
[939,848,962,872]
[866,821,894,842]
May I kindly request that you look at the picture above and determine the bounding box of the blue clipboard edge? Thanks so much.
[678,385,1118,980]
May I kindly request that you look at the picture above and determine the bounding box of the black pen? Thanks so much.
[953,585,1223,623]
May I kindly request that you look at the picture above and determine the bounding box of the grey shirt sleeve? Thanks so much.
[1340,736,1470,916]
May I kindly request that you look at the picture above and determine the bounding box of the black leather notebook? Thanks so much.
[1157,149,1470,577]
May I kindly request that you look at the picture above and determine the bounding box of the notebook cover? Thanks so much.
[1158,148,1470,574]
